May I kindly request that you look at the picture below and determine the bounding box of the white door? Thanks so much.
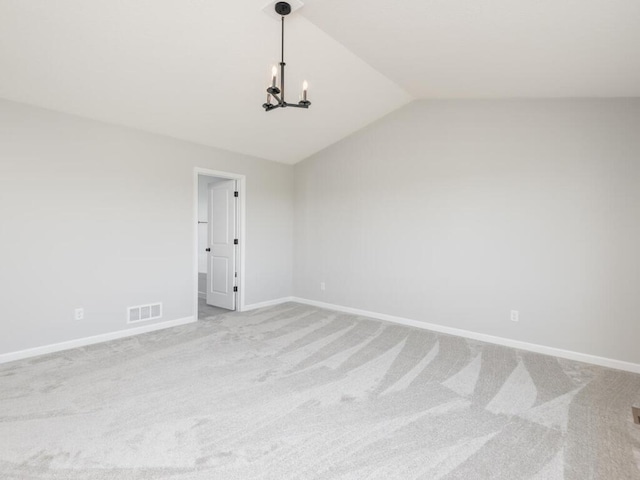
[206,180,237,310]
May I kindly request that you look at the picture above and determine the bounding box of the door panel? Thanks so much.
[211,188,229,244]
[211,256,229,294]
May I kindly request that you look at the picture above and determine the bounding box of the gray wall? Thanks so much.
[0,99,293,355]
[3,97,640,365]
[294,99,640,364]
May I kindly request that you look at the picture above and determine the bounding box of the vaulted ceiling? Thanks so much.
[1,0,638,164]
[304,0,640,99]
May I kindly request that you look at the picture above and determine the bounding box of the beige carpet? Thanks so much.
[1,302,639,479]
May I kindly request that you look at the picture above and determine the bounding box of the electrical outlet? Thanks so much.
[74,308,84,320]
[320,282,326,291]
[633,406,640,425]
[510,310,519,322]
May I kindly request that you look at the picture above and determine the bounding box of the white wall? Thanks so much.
[0,99,293,355]
[294,99,640,364]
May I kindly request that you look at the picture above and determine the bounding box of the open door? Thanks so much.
[206,179,237,310]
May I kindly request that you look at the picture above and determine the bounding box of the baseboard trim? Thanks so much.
[242,297,294,312]
[291,297,640,374]
[198,291,206,299]
[0,316,196,365]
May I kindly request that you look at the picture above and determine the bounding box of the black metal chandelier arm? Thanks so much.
[262,100,311,112]
[285,101,311,109]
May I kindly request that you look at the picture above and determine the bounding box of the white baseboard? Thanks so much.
[291,297,640,374]
[198,291,206,299]
[242,297,294,312]
[0,316,196,365]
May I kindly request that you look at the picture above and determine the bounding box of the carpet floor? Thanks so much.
[1,302,639,479]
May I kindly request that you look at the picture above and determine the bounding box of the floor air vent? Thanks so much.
[128,303,162,324]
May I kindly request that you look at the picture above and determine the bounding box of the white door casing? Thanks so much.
[206,179,237,310]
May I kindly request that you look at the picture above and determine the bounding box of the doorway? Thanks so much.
[194,168,246,320]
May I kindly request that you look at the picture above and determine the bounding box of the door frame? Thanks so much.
[193,167,246,314]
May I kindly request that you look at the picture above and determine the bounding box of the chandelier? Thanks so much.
[262,2,311,112]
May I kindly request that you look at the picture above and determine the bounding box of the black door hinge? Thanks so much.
[233,286,238,292]
[234,239,238,245]
[234,191,239,197]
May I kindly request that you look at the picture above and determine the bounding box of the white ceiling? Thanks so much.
[1,1,638,164]
[0,0,410,164]
[303,0,640,98]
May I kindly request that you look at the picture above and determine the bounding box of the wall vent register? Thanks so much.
[128,303,162,324]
